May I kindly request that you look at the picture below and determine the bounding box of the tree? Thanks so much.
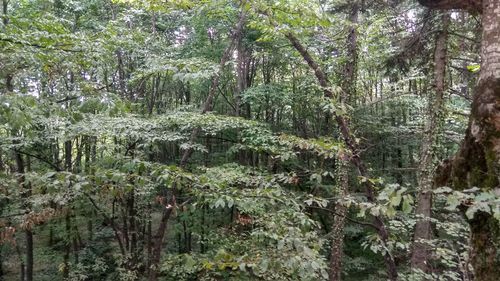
[411,11,450,275]
[418,0,500,280]
[0,0,494,280]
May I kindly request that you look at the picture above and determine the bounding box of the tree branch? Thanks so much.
[10,149,61,171]
[418,0,482,13]
[307,205,379,230]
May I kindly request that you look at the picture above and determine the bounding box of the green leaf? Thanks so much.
[390,193,402,207]
[402,195,413,213]
[466,64,480,73]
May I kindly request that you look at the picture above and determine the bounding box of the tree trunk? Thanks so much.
[459,1,500,279]
[411,12,450,275]
[329,3,359,280]
[284,31,398,281]
[15,152,33,281]
[2,0,8,26]
[235,33,247,116]
[329,161,348,281]
[63,140,72,278]
[180,10,247,166]
[148,10,247,281]
[343,2,359,105]
[418,0,500,280]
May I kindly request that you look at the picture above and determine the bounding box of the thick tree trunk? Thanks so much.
[418,0,482,12]
[418,0,500,280]
[458,1,500,279]
[411,12,450,274]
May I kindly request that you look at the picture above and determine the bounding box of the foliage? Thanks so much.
[0,0,493,280]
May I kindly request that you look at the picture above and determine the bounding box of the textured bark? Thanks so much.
[418,0,500,280]
[461,1,500,279]
[411,12,450,274]
[343,3,359,105]
[329,162,348,281]
[285,32,398,281]
[329,4,359,280]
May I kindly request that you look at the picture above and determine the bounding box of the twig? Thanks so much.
[306,205,379,230]
[10,149,61,171]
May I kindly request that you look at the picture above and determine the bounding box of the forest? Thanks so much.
[0,0,499,280]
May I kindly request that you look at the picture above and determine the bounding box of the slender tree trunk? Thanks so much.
[15,242,25,281]
[2,0,13,92]
[235,35,246,116]
[411,12,450,275]
[148,9,247,281]
[2,0,8,26]
[148,206,173,281]
[127,188,138,269]
[343,3,359,105]
[116,50,128,98]
[14,152,33,281]
[0,3,9,277]
[180,10,247,166]
[329,161,348,281]
[285,32,398,281]
[62,140,72,278]
[329,3,359,280]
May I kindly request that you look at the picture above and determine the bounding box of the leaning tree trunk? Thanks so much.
[418,0,500,280]
[147,9,247,281]
[179,10,246,166]
[411,12,450,274]
[284,32,398,281]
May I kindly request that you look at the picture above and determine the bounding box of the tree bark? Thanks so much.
[329,3,359,280]
[2,0,8,26]
[329,161,348,281]
[411,12,450,275]
[418,0,500,280]
[459,1,500,279]
[343,3,359,105]
[418,0,482,13]
[62,140,72,278]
